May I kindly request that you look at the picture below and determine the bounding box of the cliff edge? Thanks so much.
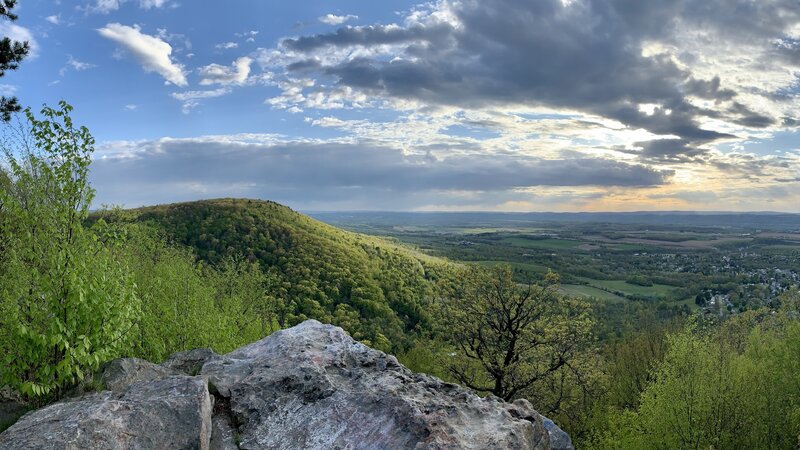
[0,320,573,450]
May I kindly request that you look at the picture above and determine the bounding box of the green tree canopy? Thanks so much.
[441,265,595,402]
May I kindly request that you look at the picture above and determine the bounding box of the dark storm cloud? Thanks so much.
[684,76,736,101]
[275,0,800,160]
[634,139,704,162]
[710,153,796,180]
[604,100,733,142]
[680,0,800,40]
[282,23,455,52]
[775,38,800,65]
[286,58,322,72]
[727,102,777,128]
[90,139,671,207]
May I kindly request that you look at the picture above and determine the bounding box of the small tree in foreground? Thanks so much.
[0,102,138,399]
[442,265,594,402]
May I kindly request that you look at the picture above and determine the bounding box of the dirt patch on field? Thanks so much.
[757,232,800,242]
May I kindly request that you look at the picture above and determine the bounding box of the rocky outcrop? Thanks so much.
[0,320,573,450]
[0,376,212,449]
[202,320,567,449]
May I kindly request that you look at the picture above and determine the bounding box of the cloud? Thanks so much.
[236,30,259,43]
[90,135,671,208]
[265,0,800,162]
[98,23,187,86]
[0,22,38,58]
[648,190,720,203]
[59,55,97,76]
[199,57,252,85]
[0,84,16,96]
[170,87,232,113]
[85,0,121,14]
[45,15,60,25]
[139,0,169,9]
[319,14,358,26]
[156,28,192,53]
[83,0,174,13]
[215,42,238,50]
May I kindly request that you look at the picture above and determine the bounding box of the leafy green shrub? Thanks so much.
[0,102,139,400]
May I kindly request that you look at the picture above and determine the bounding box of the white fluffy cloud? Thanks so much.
[199,57,252,86]
[139,0,169,9]
[98,23,188,86]
[170,87,233,113]
[319,14,358,26]
[215,42,238,50]
[85,0,173,13]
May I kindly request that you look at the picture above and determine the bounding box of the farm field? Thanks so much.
[576,278,679,298]
[314,211,800,314]
[559,284,626,302]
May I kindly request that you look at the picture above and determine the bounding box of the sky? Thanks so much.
[3,0,800,212]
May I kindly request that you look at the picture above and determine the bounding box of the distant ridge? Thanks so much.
[310,210,800,232]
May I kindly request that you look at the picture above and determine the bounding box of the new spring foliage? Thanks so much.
[0,102,138,398]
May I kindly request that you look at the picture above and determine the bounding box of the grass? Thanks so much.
[675,297,700,311]
[560,284,626,302]
[459,227,545,234]
[498,236,583,250]
[604,243,652,252]
[474,260,550,274]
[577,277,678,298]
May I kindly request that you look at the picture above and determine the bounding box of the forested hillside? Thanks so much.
[107,198,453,351]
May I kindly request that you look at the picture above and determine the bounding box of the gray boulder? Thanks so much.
[162,348,221,376]
[202,319,567,449]
[100,357,178,392]
[0,376,212,450]
[542,417,575,450]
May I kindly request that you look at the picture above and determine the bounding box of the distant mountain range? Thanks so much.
[309,211,800,232]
